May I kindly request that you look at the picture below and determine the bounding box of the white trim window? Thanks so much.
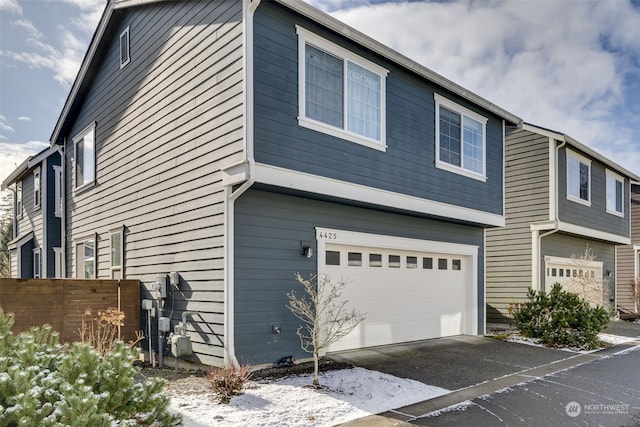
[76,235,96,279]
[297,26,388,151]
[110,227,124,279]
[605,169,624,216]
[33,248,41,278]
[73,123,96,190]
[434,94,487,181]
[16,181,23,219]
[53,165,62,217]
[53,247,62,278]
[120,26,130,68]
[33,168,41,209]
[566,150,591,205]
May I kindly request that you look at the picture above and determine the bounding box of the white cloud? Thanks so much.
[18,116,30,122]
[0,0,22,14]
[0,141,49,186]
[0,115,15,133]
[323,0,640,175]
[4,0,103,86]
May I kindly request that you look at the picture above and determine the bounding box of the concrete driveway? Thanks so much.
[332,320,640,426]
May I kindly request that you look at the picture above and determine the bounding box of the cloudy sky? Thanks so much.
[1,0,639,188]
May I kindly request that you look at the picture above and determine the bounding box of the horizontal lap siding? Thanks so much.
[64,0,244,365]
[617,185,640,312]
[486,128,550,323]
[253,1,504,217]
[557,148,630,237]
[234,189,484,366]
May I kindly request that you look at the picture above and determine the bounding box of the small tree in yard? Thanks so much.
[569,245,610,308]
[287,273,365,388]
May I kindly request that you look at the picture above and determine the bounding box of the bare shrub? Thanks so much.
[77,307,142,354]
[207,363,253,403]
[568,245,610,308]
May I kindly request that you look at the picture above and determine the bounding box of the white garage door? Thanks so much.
[317,228,478,353]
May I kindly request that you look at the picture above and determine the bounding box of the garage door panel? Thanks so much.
[323,242,472,352]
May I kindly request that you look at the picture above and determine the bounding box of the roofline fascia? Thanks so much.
[523,122,640,182]
[27,145,58,168]
[49,1,113,145]
[275,0,522,126]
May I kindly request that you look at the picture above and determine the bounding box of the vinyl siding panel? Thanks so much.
[616,184,640,313]
[15,171,43,278]
[63,0,244,365]
[486,127,550,323]
[45,154,62,278]
[234,189,485,366]
[252,1,505,218]
[557,147,630,237]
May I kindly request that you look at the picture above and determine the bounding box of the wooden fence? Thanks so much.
[0,279,140,343]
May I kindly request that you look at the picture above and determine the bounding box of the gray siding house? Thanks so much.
[50,0,520,367]
[2,146,63,279]
[486,123,640,324]
[616,183,640,315]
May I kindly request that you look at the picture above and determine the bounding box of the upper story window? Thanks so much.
[296,26,388,151]
[53,165,62,217]
[120,26,130,69]
[434,94,487,181]
[73,123,96,191]
[606,169,624,216]
[16,181,23,218]
[33,248,41,279]
[566,150,590,205]
[33,168,41,209]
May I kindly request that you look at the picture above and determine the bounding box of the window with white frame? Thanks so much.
[33,248,41,278]
[120,26,130,68]
[606,169,624,216]
[73,123,96,190]
[434,94,487,181]
[53,165,62,217]
[567,150,590,204]
[76,236,96,279]
[110,227,124,279]
[53,247,62,278]
[33,168,41,209]
[16,181,23,218]
[297,26,388,151]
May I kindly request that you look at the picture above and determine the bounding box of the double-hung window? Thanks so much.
[606,169,624,216]
[53,165,62,217]
[33,248,41,278]
[76,235,96,279]
[297,26,388,151]
[73,123,96,190]
[566,150,590,205]
[16,181,23,218]
[435,94,487,181]
[33,168,41,209]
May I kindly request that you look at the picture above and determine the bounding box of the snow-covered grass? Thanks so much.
[169,367,450,427]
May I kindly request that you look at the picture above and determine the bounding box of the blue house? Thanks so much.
[2,146,63,279]
[47,0,521,367]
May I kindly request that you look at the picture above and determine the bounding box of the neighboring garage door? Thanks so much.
[316,228,478,353]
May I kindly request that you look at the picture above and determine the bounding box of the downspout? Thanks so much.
[223,0,260,367]
[533,138,566,291]
[56,144,66,278]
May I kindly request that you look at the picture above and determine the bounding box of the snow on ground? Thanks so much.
[169,367,450,427]
[597,333,638,345]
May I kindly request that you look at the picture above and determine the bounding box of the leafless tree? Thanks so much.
[568,245,609,308]
[287,273,365,387]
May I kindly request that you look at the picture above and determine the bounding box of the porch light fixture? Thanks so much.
[301,242,313,258]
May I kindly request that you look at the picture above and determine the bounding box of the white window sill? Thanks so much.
[436,160,486,182]
[298,116,387,152]
[566,195,591,207]
[606,208,624,218]
[74,180,96,195]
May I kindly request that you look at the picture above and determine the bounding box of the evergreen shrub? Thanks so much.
[513,283,611,350]
[0,308,181,426]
